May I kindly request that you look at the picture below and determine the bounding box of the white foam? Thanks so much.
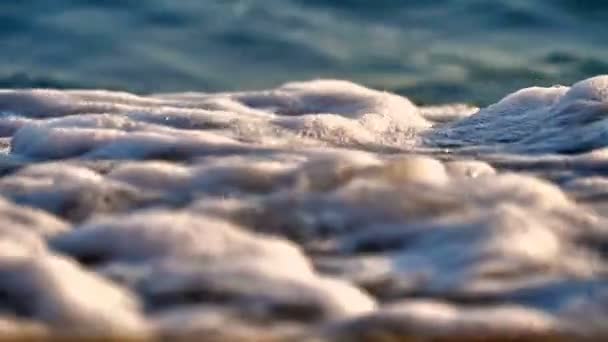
[0,252,147,335]
[430,75,608,153]
[0,77,605,338]
[322,300,560,339]
[137,258,376,321]
[52,211,311,271]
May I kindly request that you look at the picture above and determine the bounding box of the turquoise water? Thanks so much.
[1,0,607,104]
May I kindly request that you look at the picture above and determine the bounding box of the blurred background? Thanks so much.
[1,0,607,105]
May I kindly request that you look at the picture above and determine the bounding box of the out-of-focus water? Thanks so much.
[1,0,607,105]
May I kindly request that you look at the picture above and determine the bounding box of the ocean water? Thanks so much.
[0,1,607,341]
[1,0,607,105]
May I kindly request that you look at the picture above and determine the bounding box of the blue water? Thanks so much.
[1,0,607,105]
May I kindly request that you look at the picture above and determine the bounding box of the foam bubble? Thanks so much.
[0,252,147,335]
[429,76,608,154]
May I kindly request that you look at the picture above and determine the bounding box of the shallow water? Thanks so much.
[0,75,606,339]
[1,1,608,105]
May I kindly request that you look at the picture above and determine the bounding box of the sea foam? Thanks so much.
[0,77,606,339]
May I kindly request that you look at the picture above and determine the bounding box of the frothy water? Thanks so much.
[0,75,605,339]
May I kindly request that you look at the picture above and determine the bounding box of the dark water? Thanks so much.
[1,0,607,105]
